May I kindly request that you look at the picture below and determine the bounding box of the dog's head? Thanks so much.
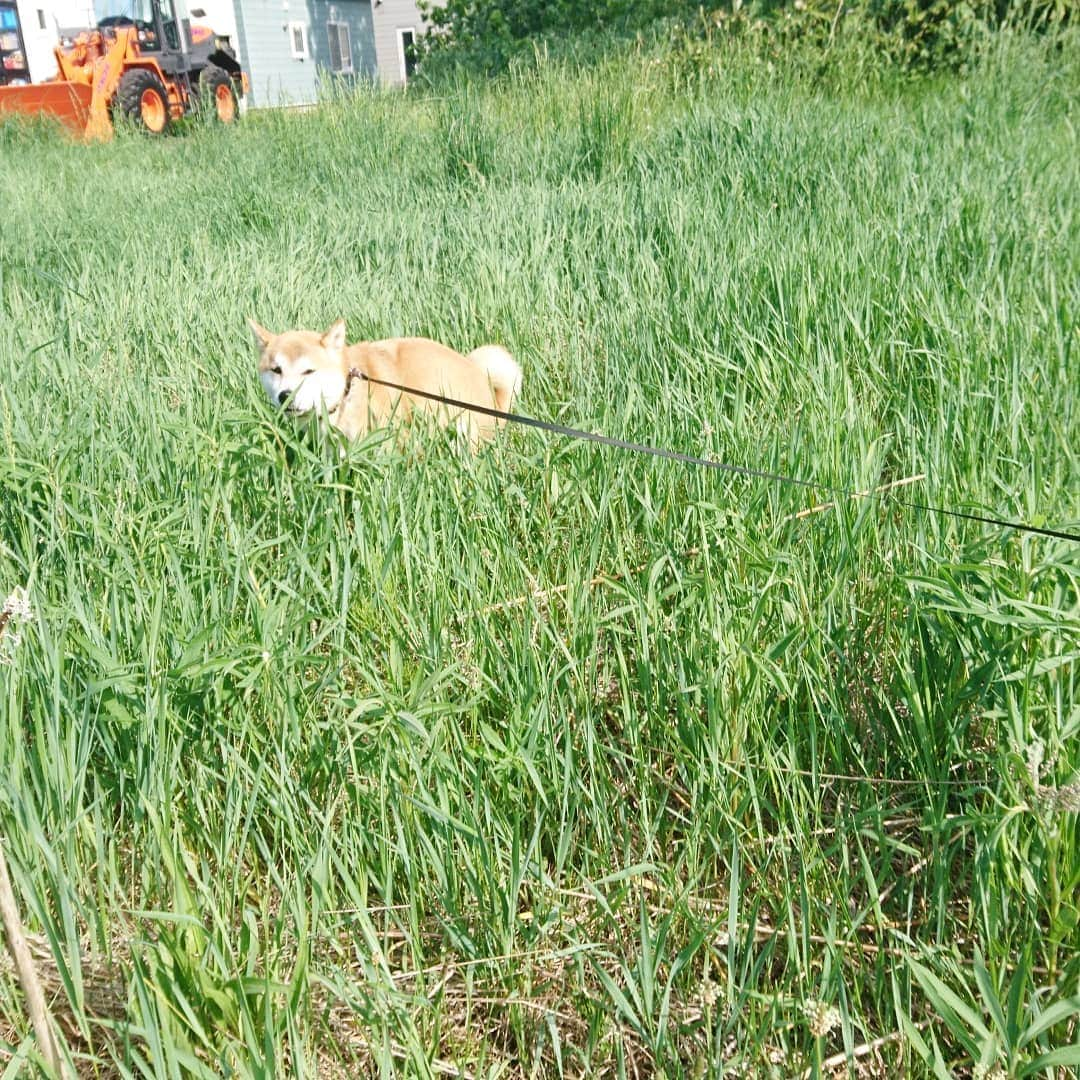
[250,318,349,418]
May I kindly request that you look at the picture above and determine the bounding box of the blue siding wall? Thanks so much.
[235,0,376,107]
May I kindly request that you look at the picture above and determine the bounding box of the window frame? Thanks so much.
[396,26,416,83]
[288,20,308,60]
[327,19,352,74]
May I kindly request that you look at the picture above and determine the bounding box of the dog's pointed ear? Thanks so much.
[322,319,347,351]
[248,318,274,347]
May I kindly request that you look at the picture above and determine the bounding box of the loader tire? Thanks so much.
[198,65,238,124]
[116,69,171,135]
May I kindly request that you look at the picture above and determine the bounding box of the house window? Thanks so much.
[37,9,47,29]
[327,21,352,73]
[288,21,308,60]
[397,27,416,83]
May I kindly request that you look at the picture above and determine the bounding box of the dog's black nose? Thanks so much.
[278,390,290,406]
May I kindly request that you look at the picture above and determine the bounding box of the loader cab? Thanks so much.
[94,0,189,73]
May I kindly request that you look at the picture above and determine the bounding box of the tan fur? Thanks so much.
[251,318,522,451]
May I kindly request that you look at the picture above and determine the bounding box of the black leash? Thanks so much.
[356,372,1080,545]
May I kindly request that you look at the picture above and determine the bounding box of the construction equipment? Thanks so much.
[0,0,248,140]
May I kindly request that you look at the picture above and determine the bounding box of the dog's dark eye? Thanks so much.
[271,365,282,375]
[301,369,314,377]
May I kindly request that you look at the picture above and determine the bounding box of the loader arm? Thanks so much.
[85,27,135,139]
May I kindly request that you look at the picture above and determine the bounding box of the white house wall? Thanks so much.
[15,0,93,80]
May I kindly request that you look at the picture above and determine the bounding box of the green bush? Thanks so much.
[415,0,1074,78]
[415,0,703,77]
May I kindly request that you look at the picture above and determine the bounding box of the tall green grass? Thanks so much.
[0,27,1077,1078]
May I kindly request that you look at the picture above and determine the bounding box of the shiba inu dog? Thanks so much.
[251,318,522,451]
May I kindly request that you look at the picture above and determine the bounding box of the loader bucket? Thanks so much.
[0,81,110,140]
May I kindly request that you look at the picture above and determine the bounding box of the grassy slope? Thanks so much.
[0,29,1078,1078]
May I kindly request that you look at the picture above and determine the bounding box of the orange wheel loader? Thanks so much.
[0,0,248,140]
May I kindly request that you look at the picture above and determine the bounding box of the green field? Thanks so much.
[1,27,1078,1078]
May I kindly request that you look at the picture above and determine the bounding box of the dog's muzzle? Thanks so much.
[262,368,346,416]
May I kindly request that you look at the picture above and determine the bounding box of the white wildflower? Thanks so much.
[803,999,841,1038]
[0,586,33,664]
[2,587,32,621]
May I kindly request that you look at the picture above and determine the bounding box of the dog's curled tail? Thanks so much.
[468,345,523,418]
